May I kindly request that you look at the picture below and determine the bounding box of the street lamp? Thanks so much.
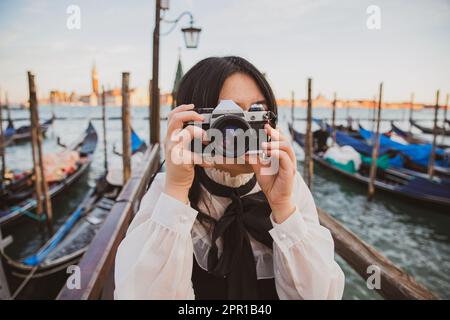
[150,0,202,145]
[162,11,202,49]
[182,24,202,49]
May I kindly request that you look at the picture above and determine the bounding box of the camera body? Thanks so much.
[185,100,276,158]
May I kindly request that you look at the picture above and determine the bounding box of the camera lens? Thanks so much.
[211,115,250,158]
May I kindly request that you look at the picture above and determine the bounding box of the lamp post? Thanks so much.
[150,0,202,145]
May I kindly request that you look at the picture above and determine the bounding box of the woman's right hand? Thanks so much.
[164,104,209,203]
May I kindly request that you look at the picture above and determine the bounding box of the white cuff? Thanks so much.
[269,209,308,255]
[150,192,198,235]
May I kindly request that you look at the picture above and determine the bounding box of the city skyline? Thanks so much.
[1,0,449,104]
[7,61,448,109]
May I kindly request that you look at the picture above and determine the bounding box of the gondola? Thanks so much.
[0,177,118,299]
[1,116,57,203]
[390,121,427,145]
[0,170,33,205]
[357,125,450,178]
[390,122,449,148]
[289,124,450,211]
[0,122,98,228]
[4,116,54,144]
[325,120,450,178]
[0,129,147,299]
[410,119,450,136]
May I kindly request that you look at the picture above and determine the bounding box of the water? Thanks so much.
[2,104,449,300]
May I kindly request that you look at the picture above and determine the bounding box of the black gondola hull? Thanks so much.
[312,154,450,211]
[410,119,450,136]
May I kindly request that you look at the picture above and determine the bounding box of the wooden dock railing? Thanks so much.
[57,144,160,300]
[318,209,437,299]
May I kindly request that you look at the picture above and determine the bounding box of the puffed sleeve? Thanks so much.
[269,172,345,299]
[114,173,198,299]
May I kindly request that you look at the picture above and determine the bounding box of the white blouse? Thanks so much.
[114,168,345,300]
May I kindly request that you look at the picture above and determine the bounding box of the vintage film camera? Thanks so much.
[185,100,277,158]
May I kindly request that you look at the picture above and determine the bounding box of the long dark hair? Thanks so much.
[175,56,278,212]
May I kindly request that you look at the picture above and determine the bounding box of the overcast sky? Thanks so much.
[0,0,449,104]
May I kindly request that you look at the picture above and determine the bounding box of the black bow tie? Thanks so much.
[194,167,273,299]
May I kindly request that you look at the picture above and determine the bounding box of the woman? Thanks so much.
[114,56,345,300]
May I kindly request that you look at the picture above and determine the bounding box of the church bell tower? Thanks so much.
[92,62,99,96]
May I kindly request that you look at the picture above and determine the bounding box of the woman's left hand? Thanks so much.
[250,124,297,224]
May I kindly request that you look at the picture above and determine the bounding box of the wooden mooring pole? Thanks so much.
[304,78,314,190]
[0,93,5,181]
[371,95,377,132]
[409,92,414,134]
[441,93,449,145]
[428,90,440,178]
[368,96,374,123]
[101,86,108,172]
[443,93,449,126]
[121,72,131,184]
[331,92,337,145]
[5,92,11,122]
[368,82,383,200]
[148,79,153,144]
[28,71,53,228]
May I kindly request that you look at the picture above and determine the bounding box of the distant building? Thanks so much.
[274,93,425,110]
[314,93,331,107]
[49,90,70,104]
[130,87,150,106]
[104,88,122,106]
[79,92,98,106]
[101,87,151,107]
[69,91,78,103]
